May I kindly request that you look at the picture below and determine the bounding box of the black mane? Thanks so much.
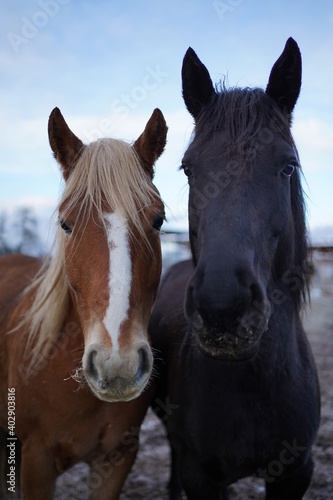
[195,85,291,148]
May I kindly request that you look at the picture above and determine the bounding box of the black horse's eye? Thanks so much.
[152,215,165,232]
[59,218,72,235]
[181,163,192,178]
[281,163,296,178]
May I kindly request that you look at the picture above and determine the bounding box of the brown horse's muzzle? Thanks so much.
[83,341,153,402]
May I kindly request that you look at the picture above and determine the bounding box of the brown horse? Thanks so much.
[0,107,167,499]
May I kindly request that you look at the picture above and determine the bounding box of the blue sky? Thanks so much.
[1,0,332,244]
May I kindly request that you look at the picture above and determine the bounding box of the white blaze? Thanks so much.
[103,212,132,353]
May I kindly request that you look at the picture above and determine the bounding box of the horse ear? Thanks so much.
[266,38,302,117]
[48,107,84,180]
[133,108,168,180]
[182,47,215,120]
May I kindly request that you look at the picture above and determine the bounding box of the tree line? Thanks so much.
[0,207,43,256]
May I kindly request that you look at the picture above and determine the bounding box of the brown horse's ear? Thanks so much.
[133,108,168,180]
[48,107,85,180]
[266,38,302,118]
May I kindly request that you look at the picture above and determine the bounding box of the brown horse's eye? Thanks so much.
[59,218,72,235]
[152,215,165,232]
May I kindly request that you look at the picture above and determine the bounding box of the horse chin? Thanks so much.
[193,327,262,362]
[85,374,150,403]
[94,387,144,403]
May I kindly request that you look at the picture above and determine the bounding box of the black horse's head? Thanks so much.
[181,38,309,361]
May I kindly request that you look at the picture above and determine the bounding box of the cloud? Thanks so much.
[292,118,333,178]
[293,118,333,154]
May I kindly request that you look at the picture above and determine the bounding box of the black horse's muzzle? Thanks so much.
[184,266,271,361]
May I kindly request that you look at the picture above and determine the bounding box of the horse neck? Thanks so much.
[61,296,84,352]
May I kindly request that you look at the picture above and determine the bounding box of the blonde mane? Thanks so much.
[23,138,160,370]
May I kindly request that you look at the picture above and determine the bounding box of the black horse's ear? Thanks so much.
[266,38,302,117]
[182,48,215,120]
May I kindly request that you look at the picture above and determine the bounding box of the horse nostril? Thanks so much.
[249,282,265,305]
[136,347,149,382]
[87,350,98,378]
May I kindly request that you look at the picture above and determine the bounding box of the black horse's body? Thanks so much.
[151,260,319,499]
[150,39,320,499]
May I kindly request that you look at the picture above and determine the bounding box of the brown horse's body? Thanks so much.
[0,107,167,499]
[0,254,152,499]
[0,254,154,499]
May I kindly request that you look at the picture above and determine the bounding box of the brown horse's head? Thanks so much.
[37,108,167,402]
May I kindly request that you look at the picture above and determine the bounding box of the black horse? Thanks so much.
[150,38,320,499]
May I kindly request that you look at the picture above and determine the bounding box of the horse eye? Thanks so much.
[152,215,165,232]
[181,163,192,178]
[281,163,296,178]
[59,218,72,235]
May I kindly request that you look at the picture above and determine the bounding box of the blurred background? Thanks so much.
[0,0,332,267]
